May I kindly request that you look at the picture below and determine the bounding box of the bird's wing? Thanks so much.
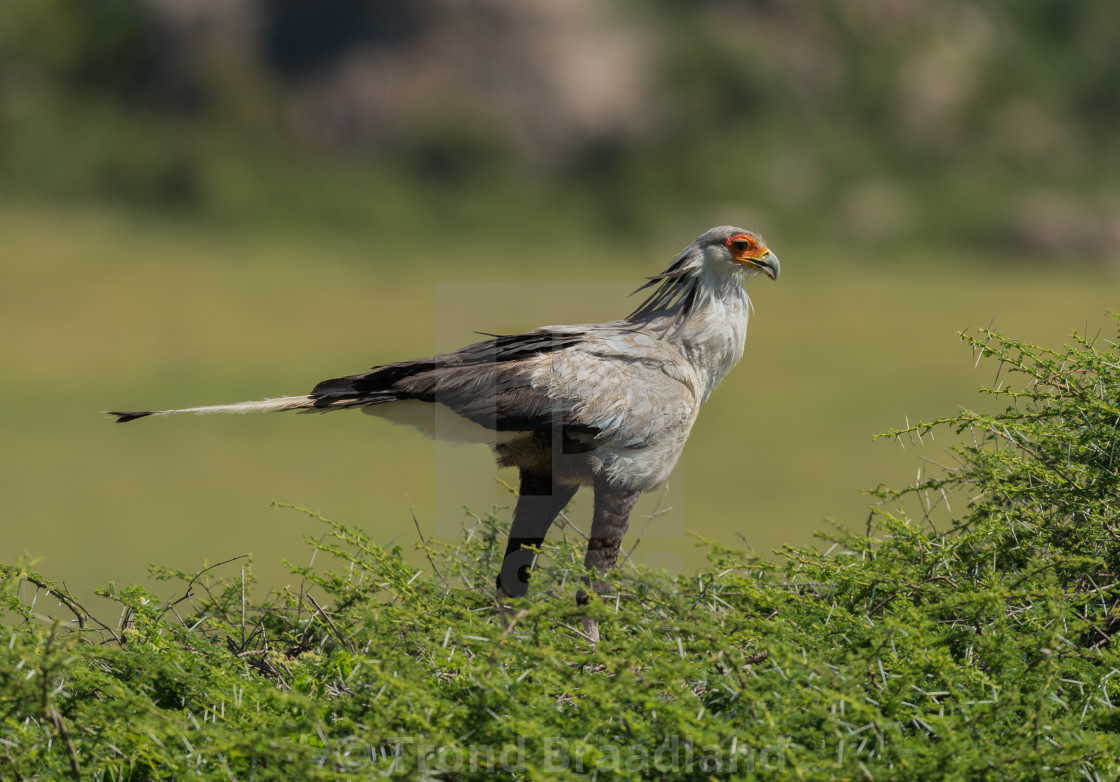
[308,326,699,445]
[309,329,596,433]
[528,329,701,447]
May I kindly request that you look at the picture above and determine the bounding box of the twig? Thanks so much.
[742,650,770,666]
[240,567,247,651]
[41,628,81,780]
[555,510,588,541]
[23,577,122,646]
[493,607,531,650]
[49,705,81,781]
[622,484,673,571]
[25,579,86,630]
[494,475,518,495]
[407,495,449,587]
[550,619,597,644]
[305,593,355,653]
[164,555,249,612]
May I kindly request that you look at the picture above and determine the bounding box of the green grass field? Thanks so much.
[3,199,1116,605]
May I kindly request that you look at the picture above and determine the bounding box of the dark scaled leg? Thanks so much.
[496,469,579,600]
[576,476,641,644]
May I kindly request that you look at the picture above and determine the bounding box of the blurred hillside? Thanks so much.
[2,0,1118,253]
[3,1,1119,602]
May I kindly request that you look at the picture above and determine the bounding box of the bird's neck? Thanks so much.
[674,284,751,403]
[629,262,754,404]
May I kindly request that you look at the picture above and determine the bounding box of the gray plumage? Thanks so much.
[110,226,780,642]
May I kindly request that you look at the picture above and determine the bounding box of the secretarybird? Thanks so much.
[110,226,779,642]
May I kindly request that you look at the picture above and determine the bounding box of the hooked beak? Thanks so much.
[751,251,780,281]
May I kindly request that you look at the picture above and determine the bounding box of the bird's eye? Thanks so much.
[731,239,750,253]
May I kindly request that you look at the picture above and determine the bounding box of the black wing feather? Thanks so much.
[309,330,596,434]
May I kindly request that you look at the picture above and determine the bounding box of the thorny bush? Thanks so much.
[3,316,1120,780]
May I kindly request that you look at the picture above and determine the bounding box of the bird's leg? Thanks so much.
[496,470,578,609]
[576,478,641,644]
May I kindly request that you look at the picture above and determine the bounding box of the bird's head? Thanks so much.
[697,225,780,281]
[628,225,779,323]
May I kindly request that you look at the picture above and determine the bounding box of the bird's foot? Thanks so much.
[576,581,607,646]
[581,616,600,646]
[495,585,518,630]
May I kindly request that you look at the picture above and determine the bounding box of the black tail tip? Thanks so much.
[108,411,155,423]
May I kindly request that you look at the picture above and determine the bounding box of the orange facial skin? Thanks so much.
[722,232,770,263]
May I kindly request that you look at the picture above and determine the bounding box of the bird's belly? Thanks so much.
[361,400,522,446]
[588,425,692,491]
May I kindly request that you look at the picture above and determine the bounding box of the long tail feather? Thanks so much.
[107,395,315,423]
